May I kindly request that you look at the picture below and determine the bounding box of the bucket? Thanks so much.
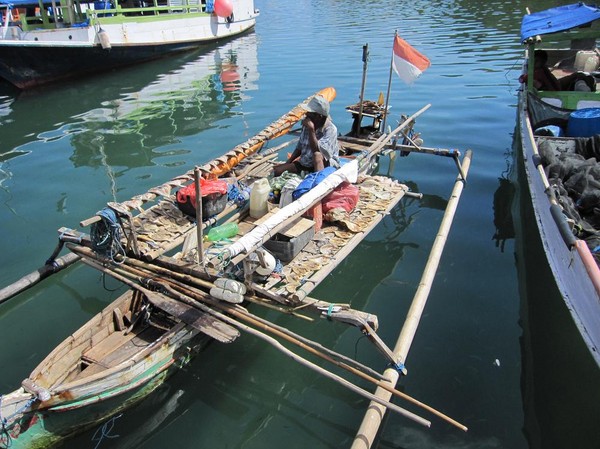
[567,108,600,137]
[250,179,270,218]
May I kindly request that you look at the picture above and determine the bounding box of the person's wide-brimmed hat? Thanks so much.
[301,95,330,117]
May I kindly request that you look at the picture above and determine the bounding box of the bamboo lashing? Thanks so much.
[351,149,473,449]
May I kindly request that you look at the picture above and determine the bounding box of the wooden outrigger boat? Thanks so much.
[516,3,600,368]
[0,87,472,448]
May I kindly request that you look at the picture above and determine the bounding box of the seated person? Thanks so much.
[522,49,596,92]
[273,95,341,177]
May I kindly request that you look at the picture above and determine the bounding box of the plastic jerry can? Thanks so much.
[250,179,270,218]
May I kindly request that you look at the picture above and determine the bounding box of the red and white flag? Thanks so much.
[392,35,430,84]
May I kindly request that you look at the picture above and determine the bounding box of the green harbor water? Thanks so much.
[0,0,598,448]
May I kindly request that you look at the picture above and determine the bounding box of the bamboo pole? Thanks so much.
[351,150,473,449]
[104,247,463,428]
[67,243,460,427]
[0,252,80,305]
[162,279,432,427]
[151,280,430,427]
[144,272,386,383]
[339,136,459,159]
[194,167,204,267]
[73,246,371,374]
[109,256,381,379]
[354,43,369,136]
[70,245,431,426]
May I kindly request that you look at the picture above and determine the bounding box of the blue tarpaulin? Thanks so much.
[521,3,600,42]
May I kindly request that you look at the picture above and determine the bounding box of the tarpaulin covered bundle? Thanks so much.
[292,167,336,201]
[221,160,359,260]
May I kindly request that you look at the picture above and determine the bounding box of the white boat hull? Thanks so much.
[0,0,258,88]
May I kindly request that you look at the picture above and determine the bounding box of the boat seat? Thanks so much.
[81,330,138,367]
[78,326,165,378]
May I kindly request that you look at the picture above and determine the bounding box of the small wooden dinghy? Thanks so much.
[0,87,472,448]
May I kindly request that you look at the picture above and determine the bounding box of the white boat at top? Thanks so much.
[0,0,258,88]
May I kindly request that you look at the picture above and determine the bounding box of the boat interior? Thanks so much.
[532,37,600,110]
[29,290,175,389]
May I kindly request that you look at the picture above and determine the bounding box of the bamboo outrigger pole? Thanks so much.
[0,252,80,305]
[351,150,473,448]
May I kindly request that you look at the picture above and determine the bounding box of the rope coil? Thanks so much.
[90,208,126,263]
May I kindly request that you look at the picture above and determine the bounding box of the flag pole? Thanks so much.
[354,43,369,137]
[381,30,397,134]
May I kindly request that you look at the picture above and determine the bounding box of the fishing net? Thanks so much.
[536,137,600,263]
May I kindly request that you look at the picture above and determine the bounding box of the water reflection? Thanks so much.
[320,196,421,307]
[492,157,515,252]
[512,132,600,449]
[0,32,259,171]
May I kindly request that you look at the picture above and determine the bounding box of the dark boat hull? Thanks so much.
[516,89,600,368]
[513,128,600,449]
[0,31,253,89]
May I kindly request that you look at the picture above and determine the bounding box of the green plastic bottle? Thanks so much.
[206,222,239,242]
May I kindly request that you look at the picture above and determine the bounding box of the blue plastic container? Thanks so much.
[94,1,113,16]
[567,108,600,137]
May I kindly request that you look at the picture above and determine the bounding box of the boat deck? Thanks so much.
[251,176,407,303]
[110,172,407,304]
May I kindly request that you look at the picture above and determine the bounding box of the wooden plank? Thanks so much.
[97,327,164,368]
[90,325,111,348]
[145,292,239,343]
[280,217,315,238]
[237,220,255,235]
[79,327,166,378]
[113,308,125,331]
[249,208,314,238]
[82,330,137,365]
